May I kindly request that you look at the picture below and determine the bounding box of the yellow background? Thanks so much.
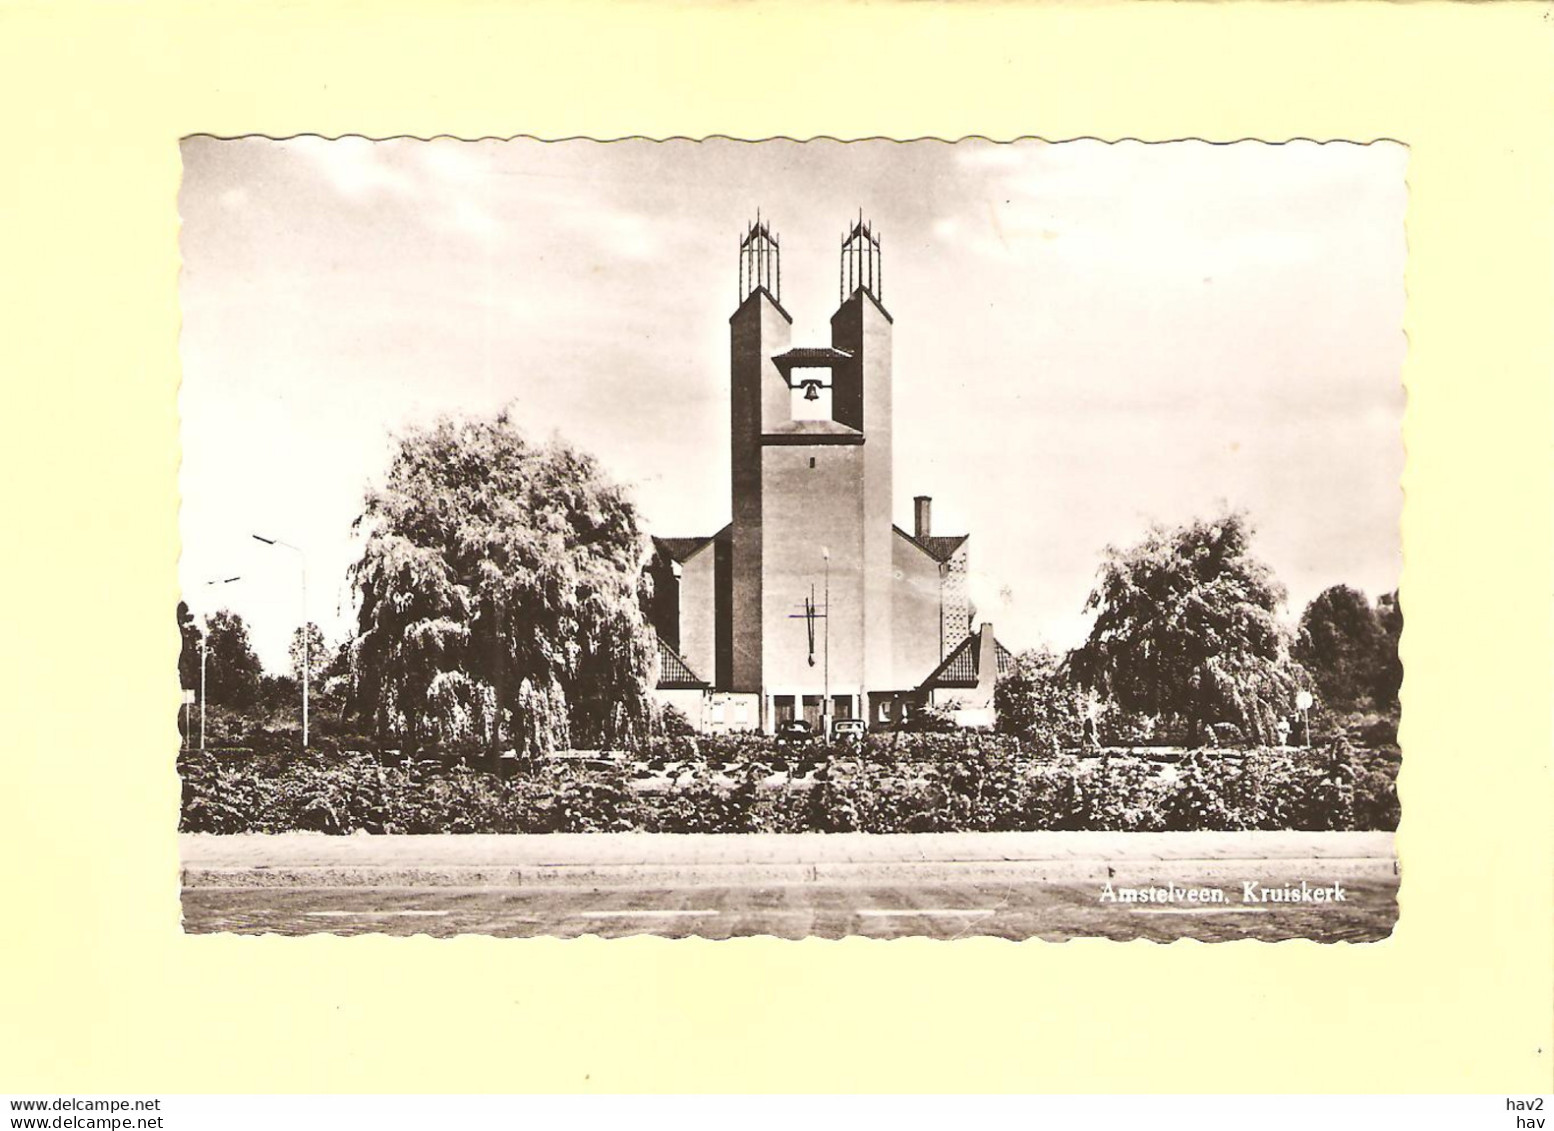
[2,0,1551,1093]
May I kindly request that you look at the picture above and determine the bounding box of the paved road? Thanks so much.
[183,878,1397,941]
[181,831,1397,941]
[182,829,1394,872]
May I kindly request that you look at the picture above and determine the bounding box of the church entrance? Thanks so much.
[769,693,854,732]
[773,695,795,725]
[801,695,823,729]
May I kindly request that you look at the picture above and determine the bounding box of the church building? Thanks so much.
[644,217,1011,734]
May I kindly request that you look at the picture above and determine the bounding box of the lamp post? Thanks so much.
[1295,690,1314,748]
[253,534,309,749]
[198,575,242,751]
[821,546,830,740]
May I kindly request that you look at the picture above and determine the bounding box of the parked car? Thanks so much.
[774,719,817,750]
[831,718,866,746]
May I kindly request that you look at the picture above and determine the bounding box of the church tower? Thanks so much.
[728,217,791,696]
[727,215,895,729]
[646,214,1004,734]
[830,218,894,707]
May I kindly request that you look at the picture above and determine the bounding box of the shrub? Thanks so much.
[658,702,696,737]
[900,702,958,734]
[1353,752,1401,832]
[1086,754,1167,832]
[1095,708,1161,749]
[995,647,1085,747]
[1159,751,1242,831]
[1284,738,1359,831]
[178,736,1402,835]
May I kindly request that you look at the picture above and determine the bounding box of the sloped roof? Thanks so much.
[729,286,793,325]
[995,641,1014,676]
[653,535,713,563]
[892,525,969,564]
[926,635,980,686]
[652,524,730,564]
[772,346,853,370]
[656,636,709,690]
[837,286,894,325]
[918,632,1015,690]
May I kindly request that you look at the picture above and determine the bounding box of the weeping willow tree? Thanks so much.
[1067,510,1304,746]
[348,412,657,755]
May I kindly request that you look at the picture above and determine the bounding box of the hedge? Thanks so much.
[178,739,1398,835]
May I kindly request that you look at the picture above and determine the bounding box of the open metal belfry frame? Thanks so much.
[738,212,780,306]
[841,212,881,303]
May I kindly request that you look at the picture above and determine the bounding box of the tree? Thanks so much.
[1293,585,1385,711]
[1372,590,1403,709]
[202,609,264,709]
[259,672,300,712]
[176,600,201,691]
[1067,510,1302,746]
[289,622,330,687]
[317,633,356,707]
[995,646,1085,747]
[349,411,657,755]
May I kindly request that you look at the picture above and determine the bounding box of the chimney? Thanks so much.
[914,495,932,541]
[974,623,999,707]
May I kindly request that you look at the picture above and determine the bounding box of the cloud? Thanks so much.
[295,136,418,200]
[290,137,512,244]
[955,142,1046,169]
[289,139,665,256]
[415,141,489,186]
[571,206,661,260]
[432,195,502,240]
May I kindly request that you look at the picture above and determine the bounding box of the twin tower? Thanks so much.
[649,215,985,734]
[729,216,898,721]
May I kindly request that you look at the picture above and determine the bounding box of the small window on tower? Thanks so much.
[809,457,816,469]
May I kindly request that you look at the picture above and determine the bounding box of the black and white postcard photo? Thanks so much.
[177,137,1404,941]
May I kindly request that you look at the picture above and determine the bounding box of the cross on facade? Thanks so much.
[787,584,828,667]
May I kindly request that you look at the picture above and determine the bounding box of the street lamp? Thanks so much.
[821,546,830,740]
[253,534,309,749]
[1295,690,1315,748]
[198,575,242,751]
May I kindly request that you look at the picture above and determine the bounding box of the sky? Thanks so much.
[178,137,1406,673]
